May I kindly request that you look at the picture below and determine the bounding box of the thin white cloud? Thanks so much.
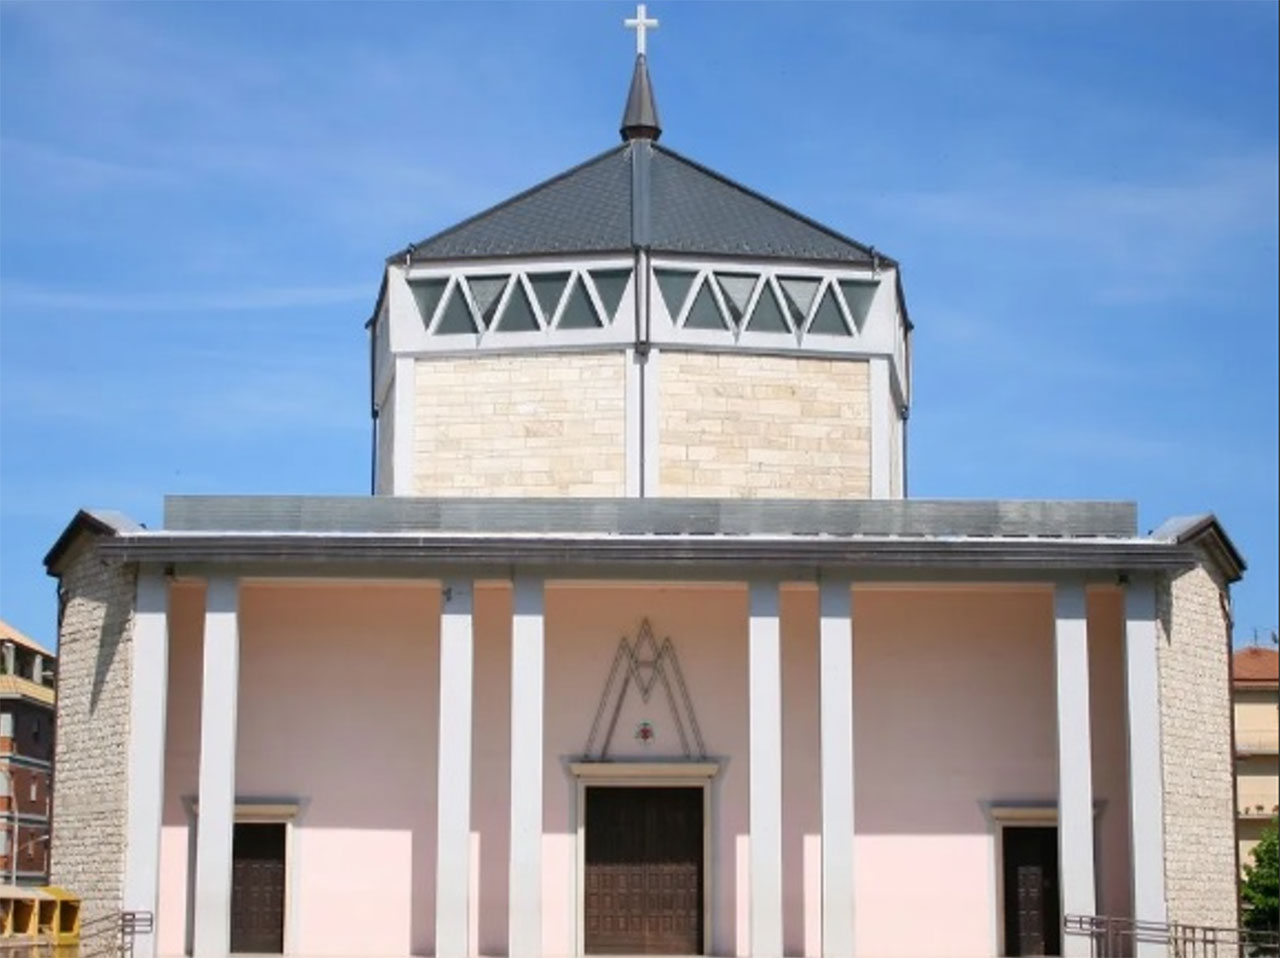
[866,153,1278,303]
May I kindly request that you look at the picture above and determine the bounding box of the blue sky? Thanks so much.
[1,2,1276,648]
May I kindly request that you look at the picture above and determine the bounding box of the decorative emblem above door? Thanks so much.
[584,618,707,760]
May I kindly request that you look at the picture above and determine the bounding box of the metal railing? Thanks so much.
[1066,914,1280,957]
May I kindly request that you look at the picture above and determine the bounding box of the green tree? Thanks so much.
[1243,818,1279,937]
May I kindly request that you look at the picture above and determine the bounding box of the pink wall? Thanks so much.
[157,582,203,958]
[471,583,513,955]
[1088,587,1133,921]
[780,588,822,957]
[851,585,1133,957]
[158,581,440,957]
[154,579,1133,958]
[543,584,751,956]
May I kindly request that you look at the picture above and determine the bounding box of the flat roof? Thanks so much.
[163,495,1140,539]
[49,495,1201,579]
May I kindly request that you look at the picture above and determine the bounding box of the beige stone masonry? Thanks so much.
[49,537,136,923]
[414,352,626,496]
[658,351,870,498]
[1158,557,1239,928]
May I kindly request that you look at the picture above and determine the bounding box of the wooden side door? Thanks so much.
[230,822,286,954]
[584,786,703,955]
[1002,825,1061,957]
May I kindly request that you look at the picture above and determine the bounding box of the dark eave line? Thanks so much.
[96,533,1194,574]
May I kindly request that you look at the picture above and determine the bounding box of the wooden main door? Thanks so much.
[230,822,286,954]
[1002,826,1061,956]
[585,786,704,955]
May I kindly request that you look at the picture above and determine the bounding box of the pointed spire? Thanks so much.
[621,54,661,142]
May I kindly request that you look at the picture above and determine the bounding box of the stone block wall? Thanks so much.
[49,537,135,922]
[414,352,626,495]
[658,351,870,497]
[1158,557,1239,928]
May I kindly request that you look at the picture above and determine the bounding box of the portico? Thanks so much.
[98,495,1181,958]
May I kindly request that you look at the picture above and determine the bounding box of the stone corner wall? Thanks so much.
[1157,554,1239,928]
[50,537,135,923]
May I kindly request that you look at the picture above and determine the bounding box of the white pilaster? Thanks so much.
[193,576,240,958]
[1054,581,1097,954]
[508,575,544,957]
[819,579,855,957]
[436,580,474,958]
[123,570,169,958]
[642,346,661,496]
[748,580,783,958]
[625,347,641,497]
[1124,578,1168,956]
[392,354,416,495]
[869,357,892,499]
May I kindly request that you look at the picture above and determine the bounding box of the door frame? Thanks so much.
[570,762,720,956]
[182,797,304,956]
[983,801,1104,957]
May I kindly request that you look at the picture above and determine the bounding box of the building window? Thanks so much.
[32,716,41,743]
[30,781,38,802]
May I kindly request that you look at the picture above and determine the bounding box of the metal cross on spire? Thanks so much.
[625,3,659,57]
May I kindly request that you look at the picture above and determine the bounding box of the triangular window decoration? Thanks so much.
[410,278,448,329]
[433,282,478,335]
[808,284,851,336]
[467,275,509,330]
[714,273,758,328]
[655,268,696,320]
[838,280,876,333]
[746,282,790,333]
[683,279,728,330]
[528,272,570,325]
[557,274,602,329]
[495,278,540,332]
[589,269,631,324]
[778,276,820,330]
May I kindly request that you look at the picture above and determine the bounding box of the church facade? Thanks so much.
[44,22,1244,958]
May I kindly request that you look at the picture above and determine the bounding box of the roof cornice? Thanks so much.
[94,531,1193,577]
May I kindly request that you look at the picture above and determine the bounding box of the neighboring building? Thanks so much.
[1233,645,1279,868]
[0,618,56,886]
[42,18,1248,958]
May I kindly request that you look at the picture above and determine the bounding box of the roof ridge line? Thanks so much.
[651,142,894,266]
[390,143,631,265]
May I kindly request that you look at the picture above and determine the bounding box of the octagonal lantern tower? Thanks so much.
[368,48,911,501]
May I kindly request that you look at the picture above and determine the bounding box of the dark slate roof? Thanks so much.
[394,142,886,266]
[648,147,876,262]
[399,146,634,261]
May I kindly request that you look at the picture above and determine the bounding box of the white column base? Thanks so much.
[435,580,474,958]
[122,571,170,958]
[1054,582,1097,957]
[819,579,855,957]
[748,580,783,958]
[192,577,240,958]
[1125,578,1168,958]
[508,576,544,958]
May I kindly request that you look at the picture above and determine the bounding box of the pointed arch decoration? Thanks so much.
[583,618,707,760]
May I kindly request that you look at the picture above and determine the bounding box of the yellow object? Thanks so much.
[39,886,81,945]
[0,886,43,939]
